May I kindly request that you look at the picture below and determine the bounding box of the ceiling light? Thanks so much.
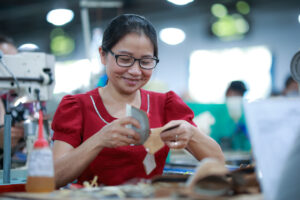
[46,8,74,26]
[298,14,300,24]
[166,0,194,6]
[159,28,186,45]
[18,43,39,51]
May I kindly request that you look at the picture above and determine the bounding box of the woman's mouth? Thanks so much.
[123,77,140,86]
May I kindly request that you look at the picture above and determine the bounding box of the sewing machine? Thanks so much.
[0,52,55,101]
[0,52,55,185]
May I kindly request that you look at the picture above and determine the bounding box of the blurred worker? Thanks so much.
[282,75,299,97]
[0,34,25,168]
[224,80,250,151]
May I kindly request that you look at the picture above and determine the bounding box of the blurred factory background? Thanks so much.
[1,0,299,108]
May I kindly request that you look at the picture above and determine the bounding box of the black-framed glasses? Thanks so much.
[108,50,159,70]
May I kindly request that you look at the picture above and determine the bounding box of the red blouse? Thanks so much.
[52,88,195,185]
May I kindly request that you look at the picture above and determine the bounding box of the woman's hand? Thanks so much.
[160,120,196,149]
[160,120,225,162]
[97,116,141,148]
[53,116,141,188]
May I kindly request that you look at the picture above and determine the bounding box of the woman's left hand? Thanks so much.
[160,120,196,149]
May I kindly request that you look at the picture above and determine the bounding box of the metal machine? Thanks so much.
[0,52,55,102]
[0,52,55,185]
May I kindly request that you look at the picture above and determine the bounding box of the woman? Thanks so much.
[52,14,224,188]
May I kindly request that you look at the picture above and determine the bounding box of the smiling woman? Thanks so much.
[51,13,224,188]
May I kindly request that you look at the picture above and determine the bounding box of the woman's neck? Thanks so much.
[99,84,141,118]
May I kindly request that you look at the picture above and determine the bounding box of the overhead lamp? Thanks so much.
[159,28,185,45]
[18,43,39,51]
[166,0,194,6]
[46,8,74,26]
[298,14,300,24]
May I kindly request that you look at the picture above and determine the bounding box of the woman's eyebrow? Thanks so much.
[116,50,154,58]
[116,50,132,55]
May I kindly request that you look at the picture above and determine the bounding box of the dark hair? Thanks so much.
[0,34,15,45]
[226,80,247,96]
[285,75,296,88]
[102,14,158,58]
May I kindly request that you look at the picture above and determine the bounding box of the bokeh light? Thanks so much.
[236,1,250,15]
[159,28,186,45]
[46,8,74,26]
[211,3,228,18]
[50,28,75,56]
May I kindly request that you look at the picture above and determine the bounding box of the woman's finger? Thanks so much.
[165,140,185,149]
[117,126,140,141]
[120,116,141,129]
[160,128,181,141]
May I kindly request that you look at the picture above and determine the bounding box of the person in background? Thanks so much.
[282,75,299,97]
[0,35,18,55]
[0,34,25,168]
[52,14,224,188]
[224,80,251,151]
[225,80,247,97]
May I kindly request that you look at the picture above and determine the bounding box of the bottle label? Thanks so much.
[28,148,54,177]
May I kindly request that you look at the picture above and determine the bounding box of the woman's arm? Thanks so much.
[185,125,225,163]
[53,134,104,188]
[160,120,225,163]
[53,117,141,188]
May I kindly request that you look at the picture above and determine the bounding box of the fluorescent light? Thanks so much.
[298,14,300,24]
[18,43,39,51]
[46,8,74,26]
[189,46,272,103]
[159,28,185,45]
[167,0,194,6]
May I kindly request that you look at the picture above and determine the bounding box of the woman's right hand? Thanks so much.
[97,116,141,148]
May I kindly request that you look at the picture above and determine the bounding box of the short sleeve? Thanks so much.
[165,91,196,126]
[52,95,83,148]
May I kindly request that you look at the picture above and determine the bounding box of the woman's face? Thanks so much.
[101,32,154,95]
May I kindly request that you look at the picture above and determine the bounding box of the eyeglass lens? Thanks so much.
[117,55,157,69]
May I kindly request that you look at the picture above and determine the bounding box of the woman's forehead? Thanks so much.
[113,33,154,55]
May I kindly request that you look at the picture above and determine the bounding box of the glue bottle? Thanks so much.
[25,110,55,192]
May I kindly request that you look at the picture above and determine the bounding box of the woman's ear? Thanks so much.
[99,47,107,65]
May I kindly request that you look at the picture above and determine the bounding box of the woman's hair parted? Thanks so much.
[101,14,158,58]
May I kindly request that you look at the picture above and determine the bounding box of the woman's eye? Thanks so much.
[119,57,131,62]
[141,59,153,65]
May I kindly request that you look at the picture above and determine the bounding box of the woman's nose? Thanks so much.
[128,60,142,75]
